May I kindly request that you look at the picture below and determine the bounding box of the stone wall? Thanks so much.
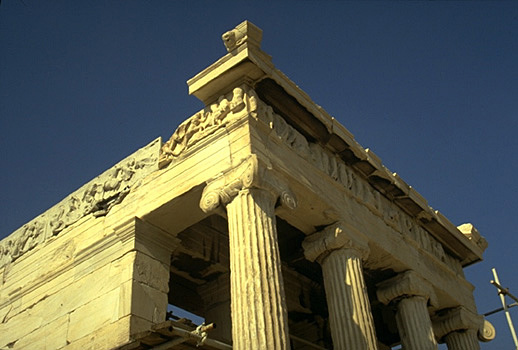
[0,140,176,350]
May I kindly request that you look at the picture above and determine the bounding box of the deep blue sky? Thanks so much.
[1,2,517,348]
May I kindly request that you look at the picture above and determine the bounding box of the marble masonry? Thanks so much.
[0,21,494,349]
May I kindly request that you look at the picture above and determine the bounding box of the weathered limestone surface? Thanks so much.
[377,271,439,350]
[0,20,492,350]
[227,188,290,349]
[0,139,161,269]
[433,306,485,350]
[0,214,177,349]
[444,329,480,350]
[200,156,296,350]
[303,223,378,350]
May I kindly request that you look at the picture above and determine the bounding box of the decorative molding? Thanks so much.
[0,139,161,268]
[199,155,297,214]
[250,94,463,274]
[159,85,257,168]
[376,270,438,307]
[302,222,370,263]
[432,306,484,341]
[159,83,462,279]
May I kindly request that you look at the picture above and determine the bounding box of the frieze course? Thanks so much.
[160,85,463,273]
[249,91,463,274]
[159,86,253,167]
[0,138,161,268]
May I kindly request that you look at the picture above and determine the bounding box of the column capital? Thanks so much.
[302,221,370,263]
[478,319,496,342]
[200,155,297,213]
[376,270,438,308]
[432,306,485,341]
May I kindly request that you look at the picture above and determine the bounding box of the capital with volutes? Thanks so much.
[199,155,297,213]
[432,306,489,342]
[376,270,438,308]
[302,221,370,264]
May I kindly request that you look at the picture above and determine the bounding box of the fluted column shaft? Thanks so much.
[226,188,290,350]
[377,271,438,350]
[445,329,480,350]
[396,296,438,350]
[433,306,484,350]
[303,222,378,350]
[321,247,378,350]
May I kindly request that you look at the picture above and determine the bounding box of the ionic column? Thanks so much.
[433,306,484,350]
[200,156,296,350]
[377,270,438,350]
[303,222,379,350]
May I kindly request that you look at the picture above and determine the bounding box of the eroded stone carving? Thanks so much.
[250,93,463,274]
[302,221,370,263]
[376,270,438,308]
[458,223,488,252]
[221,20,262,53]
[432,306,484,341]
[160,86,255,168]
[200,155,297,213]
[0,139,161,268]
[159,82,461,273]
[169,84,462,273]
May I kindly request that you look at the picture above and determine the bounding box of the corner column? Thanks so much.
[200,156,296,350]
[433,307,484,350]
[377,270,438,350]
[303,222,379,350]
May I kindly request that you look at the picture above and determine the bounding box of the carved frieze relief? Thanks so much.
[250,92,463,274]
[159,86,256,168]
[165,85,461,273]
[0,139,161,268]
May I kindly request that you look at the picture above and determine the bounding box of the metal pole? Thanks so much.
[492,267,518,350]
[484,302,518,317]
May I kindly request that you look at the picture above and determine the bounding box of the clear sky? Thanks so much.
[1,1,517,349]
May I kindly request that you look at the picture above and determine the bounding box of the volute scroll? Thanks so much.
[199,155,297,214]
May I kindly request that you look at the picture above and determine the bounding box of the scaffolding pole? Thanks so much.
[492,268,518,350]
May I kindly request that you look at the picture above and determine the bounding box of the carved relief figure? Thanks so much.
[160,86,250,167]
[0,142,159,268]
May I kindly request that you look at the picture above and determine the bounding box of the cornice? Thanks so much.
[185,20,486,266]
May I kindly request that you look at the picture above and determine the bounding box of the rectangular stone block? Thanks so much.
[130,280,168,324]
[14,313,69,350]
[64,315,132,350]
[133,252,170,293]
[67,287,122,342]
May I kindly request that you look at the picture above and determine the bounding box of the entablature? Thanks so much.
[184,20,486,267]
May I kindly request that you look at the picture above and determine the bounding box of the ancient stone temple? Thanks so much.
[0,21,495,350]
